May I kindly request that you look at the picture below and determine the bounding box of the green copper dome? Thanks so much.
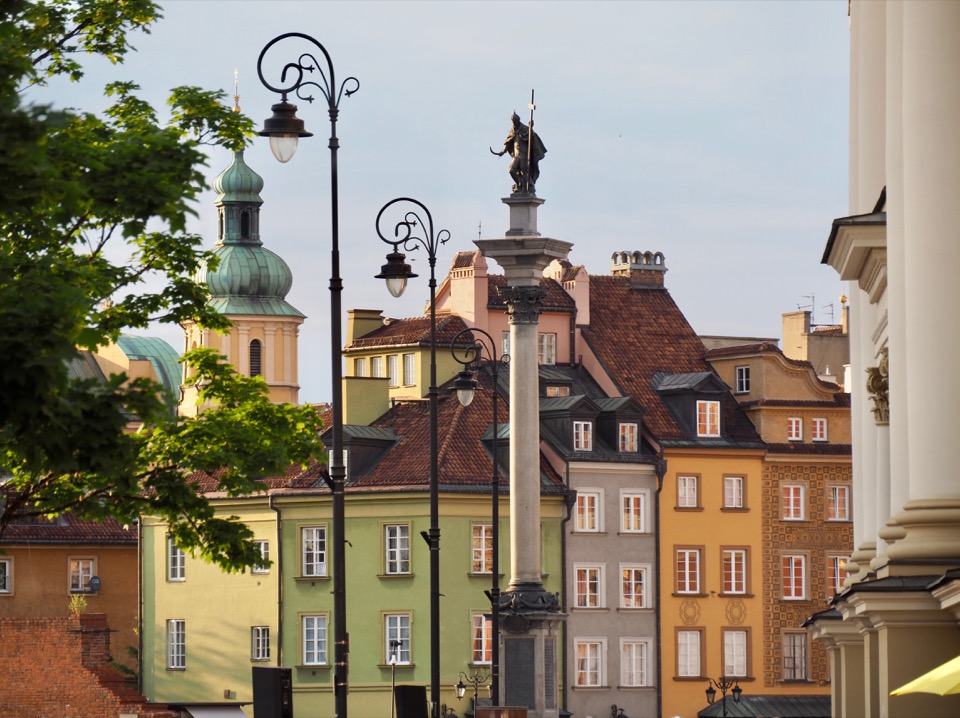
[214,149,264,207]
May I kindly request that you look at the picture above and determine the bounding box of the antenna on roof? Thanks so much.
[823,302,835,325]
[800,294,815,325]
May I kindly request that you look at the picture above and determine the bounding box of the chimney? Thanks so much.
[610,250,667,288]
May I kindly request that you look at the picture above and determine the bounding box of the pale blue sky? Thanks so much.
[48,0,851,402]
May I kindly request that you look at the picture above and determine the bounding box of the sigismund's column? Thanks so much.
[476,169,570,716]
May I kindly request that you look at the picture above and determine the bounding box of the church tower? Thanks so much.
[180,150,304,415]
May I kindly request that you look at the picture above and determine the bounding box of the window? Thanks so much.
[827,485,849,521]
[573,420,593,451]
[167,538,185,581]
[620,564,648,608]
[782,484,805,521]
[574,639,605,687]
[621,639,651,687]
[545,385,570,397]
[70,558,95,593]
[402,353,416,386]
[575,564,604,608]
[827,555,846,596]
[723,476,744,509]
[722,549,747,595]
[302,615,328,665]
[372,356,384,378]
[302,526,327,577]
[471,614,492,664]
[782,554,807,600]
[249,339,262,377]
[387,355,399,387]
[385,614,411,665]
[251,626,270,661]
[621,491,647,533]
[677,475,699,509]
[167,619,185,669]
[575,490,601,532]
[619,422,638,452]
[252,540,270,574]
[472,524,492,574]
[723,630,748,677]
[787,417,803,441]
[385,524,411,575]
[677,630,701,677]
[0,558,11,594]
[812,417,828,441]
[675,548,701,594]
[735,365,750,393]
[783,632,809,680]
[696,400,720,437]
[354,357,367,377]
[537,333,556,365]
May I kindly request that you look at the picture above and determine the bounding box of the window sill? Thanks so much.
[617,684,655,690]
[572,530,607,536]
[673,676,707,682]
[378,573,414,579]
[378,663,415,670]
[296,664,330,670]
[571,685,609,690]
[166,667,186,672]
[571,606,609,612]
[672,592,708,598]
[618,531,652,536]
[720,507,749,513]
[675,506,704,512]
[295,575,331,583]
[616,606,653,612]
[718,592,754,598]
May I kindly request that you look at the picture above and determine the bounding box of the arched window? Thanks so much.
[249,339,262,377]
[240,210,250,239]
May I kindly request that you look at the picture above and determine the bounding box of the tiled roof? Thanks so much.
[345,314,471,350]
[0,512,136,545]
[452,250,479,269]
[765,442,852,456]
[187,461,327,494]
[580,275,760,443]
[487,275,576,311]
[703,341,782,359]
[743,395,851,408]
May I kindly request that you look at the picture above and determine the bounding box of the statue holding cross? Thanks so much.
[491,92,546,195]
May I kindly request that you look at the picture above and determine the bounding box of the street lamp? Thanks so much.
[705,676,742,717]
[455,669,491,706]
[256,33,358,718]
[375,197,449,718]
[450,327,509,704]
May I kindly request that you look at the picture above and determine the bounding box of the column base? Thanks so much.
[500,611,564,718]
[886,498,960,563]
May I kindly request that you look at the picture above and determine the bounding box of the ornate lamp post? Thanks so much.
[705,676,742,717]
[375,197,449,717]
[450,327,509,704]
[256,32,358,718]
[455,669,491,706]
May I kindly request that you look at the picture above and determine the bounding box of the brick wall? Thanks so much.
[0,613,176,718]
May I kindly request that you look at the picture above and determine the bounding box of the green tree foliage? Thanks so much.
[0,0,326,571]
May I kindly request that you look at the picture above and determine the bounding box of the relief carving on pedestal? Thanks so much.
[866,347,889,425]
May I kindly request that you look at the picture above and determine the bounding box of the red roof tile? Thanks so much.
[345,314,472,350]
[0,512,136,545]
[487,275,576,311]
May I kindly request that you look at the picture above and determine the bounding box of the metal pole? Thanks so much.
[490,360,501,704]
[428,253,440,717]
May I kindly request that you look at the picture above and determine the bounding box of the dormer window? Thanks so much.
[546,385,570,398]
[619,422,638,452]
[696,400,720,437]
[735,366,750,394]
[573,420,593,451]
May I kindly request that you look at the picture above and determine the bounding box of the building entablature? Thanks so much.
[822,198,887,305]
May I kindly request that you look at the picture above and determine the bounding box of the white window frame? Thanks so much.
[723,476,744,509]
[301,526,327,577]
[302,614,328,666]
[722,548,747,595]
[69,557,96,593]
[167,619,186,669]
[812,417,828,442]
[251,626,270,662]
[827,555,846,597]
[371,356,384,378]
[385,613,411,665]
[677,475,699,509]
[545,385,570,397]
[697,400,720,437]
[387,355,399,387]
[167,538,185,582]
[252,540,270,574]
[735,365,750,394]
[472,524,492,574]
[471,614,492,665]
[402,353,416,386]
[537,332,557,365]
[0,557,12,594]
[782,554,807,600]
[384,524,411,575]
[782,484,806,521]
[619,422,638,452]
[620,563,649,609]
[723,629,748,677]
[677,630,701,678]
[787,417,803,441]
[783,632,809,681]
[574,638,606,687]
[575,490,601,532]
[573,420,593,451]
[620,638,652,687]
[621,490,648,533]
[827,484,849,521]
[676,548,701,594]
[354,357,367,377]
[574,563,605,608]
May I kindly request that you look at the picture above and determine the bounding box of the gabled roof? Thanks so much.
[345,314,471,350]
[653,371,725,394]
[539,395,601,415]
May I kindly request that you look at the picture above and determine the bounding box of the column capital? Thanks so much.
[500,285,547,325]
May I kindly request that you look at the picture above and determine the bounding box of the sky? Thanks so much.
[46,0,851,403]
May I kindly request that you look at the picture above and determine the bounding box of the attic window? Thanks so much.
[696,400,720,437]
[574,420,593,451]
[619,422,638,452]
[546,385,570,398]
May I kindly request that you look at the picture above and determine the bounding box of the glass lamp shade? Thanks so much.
[732,684,743,703]
[260,100,312,163]
[268,134,299,163]
[705,684,717,704]
[455,679,466,700]
[453,370,478,407]
[376,251,416,298]
[385,275,407,298]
